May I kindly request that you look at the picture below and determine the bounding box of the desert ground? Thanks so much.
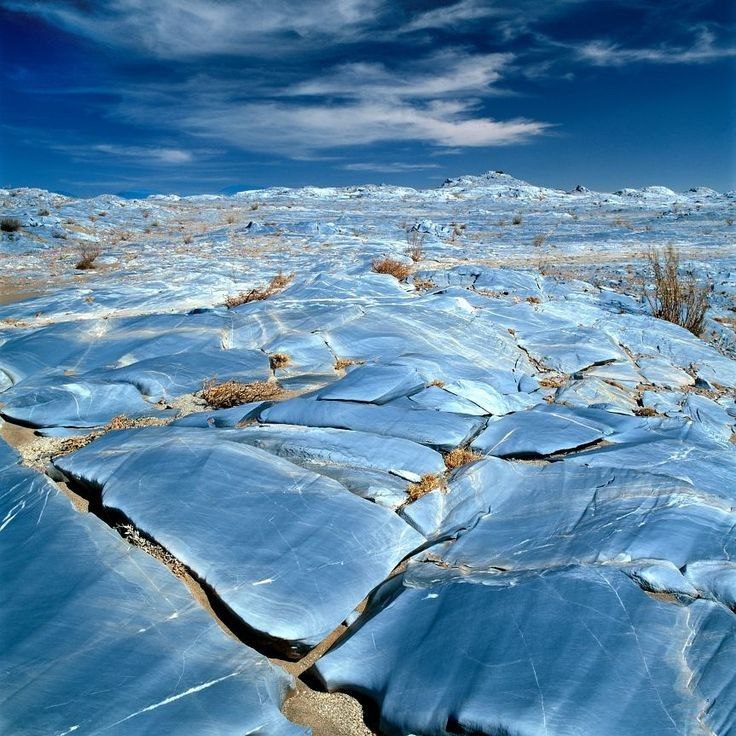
[1,170,735,735]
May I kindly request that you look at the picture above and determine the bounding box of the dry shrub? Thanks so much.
[525,295,541,304]
[372,256,411,281]
[538,373,567,389]
[444,447,482,470]
[634,406,658,417]
[38,208,51,217]
[250,202,260,211]
[75,246,100,270]
[55,415,169,456]
[645,245,709,336]
[413,277,436,291]
[1,217,21,232]
[512,214,523,225]
[334,357,364,371]
[406,244,423,262]
[407,473,445,501]
[225,212,238,224]
[183,234,193,244]
[224,272,294,308]
[201,379,283,408]
[269,352,290,370]
[428,379,445,388]
[532,234,546,247]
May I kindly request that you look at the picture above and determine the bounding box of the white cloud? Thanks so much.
[576,27,736,66]
[177,97,549,152]
[4,0,385,58]
[288,49,513,99]
[399,0,500,33]
[92,144,194,164]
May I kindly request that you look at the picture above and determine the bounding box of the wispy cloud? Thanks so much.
[288,49,513,99]
[576,27,736,66]
[2,0,385,58]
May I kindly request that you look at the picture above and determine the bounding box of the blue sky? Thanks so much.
[0,0,734,196]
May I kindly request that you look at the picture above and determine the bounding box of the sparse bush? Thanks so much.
[512,214,523,226]
[224,272,294,308]
[645,245,709,336]
[413,276,436,291]
[201,379,283,408]
[444,448,482,470]
[634,406,658,417]
[269,353,290,370]
[726,218,734,226]
[532,234,546,248]
[407,473,445,501]
[372,256,411,281]
[334,357,364,371]
[38,208,50,217]
[1,217,21,232]
[75,246,100,270]
[428,379,445,388]
[406,243,423,262]
[250,202,260,211]
[183,234,193,244]
[225,212,238,224]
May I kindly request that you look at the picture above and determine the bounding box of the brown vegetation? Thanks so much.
[269,353,291,370]
[334,357,364,371]
[372,256,411,281]
[444,447,482,470]
[0,217,21,233]
[224,272,294,308]
[75,246,101,270]
[407,473,445,501]
[201,379,283,408]
[645,245,709,336]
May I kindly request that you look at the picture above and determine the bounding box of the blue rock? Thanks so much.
[0,465,304,735]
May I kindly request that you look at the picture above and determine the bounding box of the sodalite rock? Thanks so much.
[1,379,154,427]
[471,404,609,456]
[54,428,424,652]
[517,326,625,373]
[317,363,425,404]
[425,459,736,571]
[313,563,734,736]
[259,397,484,450]
[0,465,304,736]
[637,356,694,388]
[91,347,270,400]
[684,561,736,610]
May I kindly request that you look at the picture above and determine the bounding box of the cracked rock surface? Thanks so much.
[1,172,735,734]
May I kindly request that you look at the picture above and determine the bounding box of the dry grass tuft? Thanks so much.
[75,246,101,270]
[269,352,291,370]
[538,373,567,389]
[428,379,445,388]
[201,379,283,408]
[634,406,658,417]
[407,473,446,501]
[224,272,294,308]
[413,276,436,291]
[55,415,169,457]
[372,256,411,281]
[444,447,482,470]
[1,217,21,233]
[512,214,523,225]
[406,243,423,262]
[334,357,364,371]
[532,234,546,247]
[645,245,709,336]
[525,295,541,304]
